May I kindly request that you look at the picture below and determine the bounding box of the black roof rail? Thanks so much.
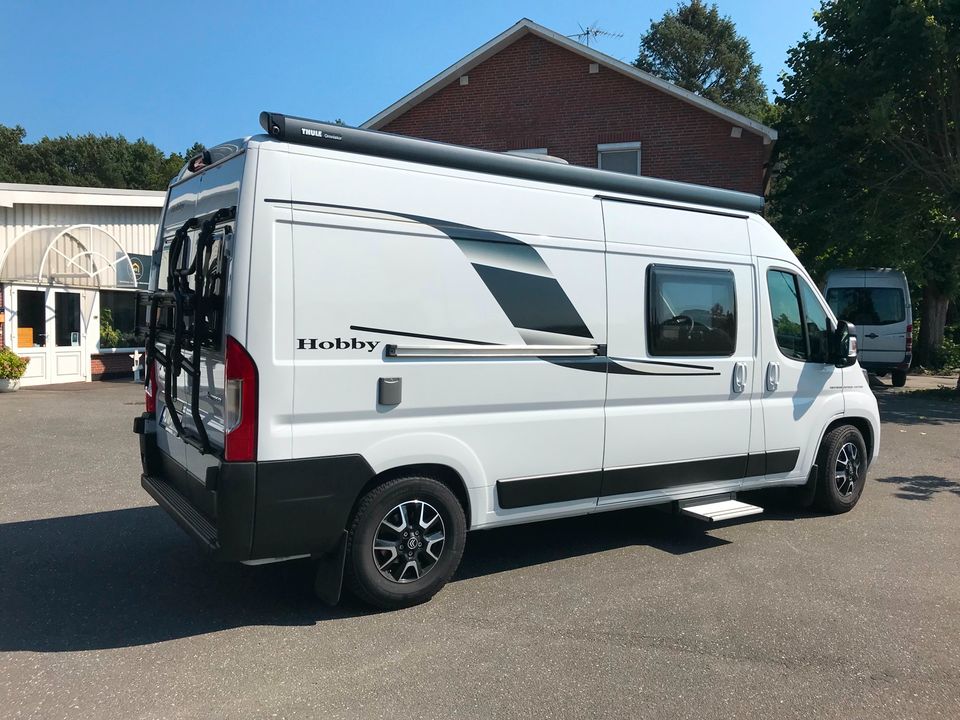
[258,111,764,214]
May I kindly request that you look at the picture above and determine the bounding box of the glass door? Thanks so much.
[11,288,48,384]
[49,290,85,383]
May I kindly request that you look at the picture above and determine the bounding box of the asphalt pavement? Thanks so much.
[1,378,958,719]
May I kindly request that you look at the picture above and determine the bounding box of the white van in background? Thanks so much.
[134,112,880,609]
[824,269,912,386]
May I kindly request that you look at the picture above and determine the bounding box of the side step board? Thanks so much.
[680,498,763,522]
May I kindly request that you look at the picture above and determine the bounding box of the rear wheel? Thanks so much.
[344,476,466,609]
[891,370,907,387]
[814,425,868,513]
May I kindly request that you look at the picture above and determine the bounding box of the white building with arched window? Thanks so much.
[0,183,164,385]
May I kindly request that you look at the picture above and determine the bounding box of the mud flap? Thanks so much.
[797,464,819,508]
[313,530,348,606]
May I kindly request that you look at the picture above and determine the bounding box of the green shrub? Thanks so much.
[930,336,960,372]
[99,308,123,349]
[0,346,30,380]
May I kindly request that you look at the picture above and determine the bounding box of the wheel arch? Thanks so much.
[350,463,473,530]
[819,415,875,462]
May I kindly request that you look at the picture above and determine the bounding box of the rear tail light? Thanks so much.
[144,360,157,414]
[905,324,913,352]
[224,335,258,462]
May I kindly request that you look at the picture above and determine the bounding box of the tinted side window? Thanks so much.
[826,287,856,320]
[768,270,833,363]
[826,287,905,326]
[768,270,806,360]
[648,266,737,356]
[864,287,905,324]
[800,280,830,363]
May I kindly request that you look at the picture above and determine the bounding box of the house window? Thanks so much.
[598,142,641,175]
[100,290,146,348]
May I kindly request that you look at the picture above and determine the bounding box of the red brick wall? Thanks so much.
[91,353,143,380]
[380,34,769,195]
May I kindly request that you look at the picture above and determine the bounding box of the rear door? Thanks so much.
[149,154,243,482]
[826,280,909,367]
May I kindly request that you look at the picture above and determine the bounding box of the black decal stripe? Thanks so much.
[349,325,498,345]
[542,357,610,373]
[273,198,594,343]
[268,198,525,246]
[472,264,593,339]
[497,471,603,509]
[608,356,716,371]
[544,357,720,376]
[495,450,802,508]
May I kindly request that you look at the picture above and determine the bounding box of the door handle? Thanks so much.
[766,362,780,391]
[732,362,747,393]
[865,333,878,339]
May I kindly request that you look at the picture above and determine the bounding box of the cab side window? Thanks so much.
[767,269,831,363]
[647,265,737,356]
[799,281,830,362]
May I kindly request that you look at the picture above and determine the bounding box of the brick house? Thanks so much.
[363,19,777,196]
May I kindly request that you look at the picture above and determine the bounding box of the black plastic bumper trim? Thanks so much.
[495,450,802,509]
[497,470,602,510]
[142,474,218,551]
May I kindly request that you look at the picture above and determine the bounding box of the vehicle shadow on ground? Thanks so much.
[875,475,960,501]
[454,506,735,582]
[875,391,960,426]
[0,501,807,652]
[0,506,343,653]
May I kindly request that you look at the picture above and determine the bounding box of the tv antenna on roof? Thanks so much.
[568,22,623,47]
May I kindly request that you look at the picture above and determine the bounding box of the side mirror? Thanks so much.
[830,320,859,367]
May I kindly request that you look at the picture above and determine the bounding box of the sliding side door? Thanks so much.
[600,199,763,506]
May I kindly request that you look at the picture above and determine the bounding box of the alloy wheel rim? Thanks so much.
[835,442,861,497]
[372,500,446,583]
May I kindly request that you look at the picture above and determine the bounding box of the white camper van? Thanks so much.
[134,112,880,609]
[824,269,912,387]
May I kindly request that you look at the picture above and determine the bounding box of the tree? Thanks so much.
[634,0,768,117]
[772,0,960,388]
[0,126,199,191]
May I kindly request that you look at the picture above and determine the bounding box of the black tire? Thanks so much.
[891,370,907,387]
[813,425,868,514]
[344,476,466,610]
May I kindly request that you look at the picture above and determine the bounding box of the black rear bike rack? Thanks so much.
[143,208,235,455]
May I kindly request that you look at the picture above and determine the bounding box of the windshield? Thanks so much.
[826,287,905,326]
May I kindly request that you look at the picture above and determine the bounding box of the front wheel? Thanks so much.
[814,425,868,513]
[344,476,466,609]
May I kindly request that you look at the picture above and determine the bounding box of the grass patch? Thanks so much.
[904,386,959,402]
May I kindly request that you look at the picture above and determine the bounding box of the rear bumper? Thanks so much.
[136,414,373,561]
[138,418,256,560]
[860,355,911,372]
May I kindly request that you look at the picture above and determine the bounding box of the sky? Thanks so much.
[1,0,819,155]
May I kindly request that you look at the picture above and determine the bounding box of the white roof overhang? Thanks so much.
[0,224,138,289]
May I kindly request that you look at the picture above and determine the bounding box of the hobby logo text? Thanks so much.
[298,337,380,352]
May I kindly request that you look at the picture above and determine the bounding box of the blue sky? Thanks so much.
[1,1,818,154]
